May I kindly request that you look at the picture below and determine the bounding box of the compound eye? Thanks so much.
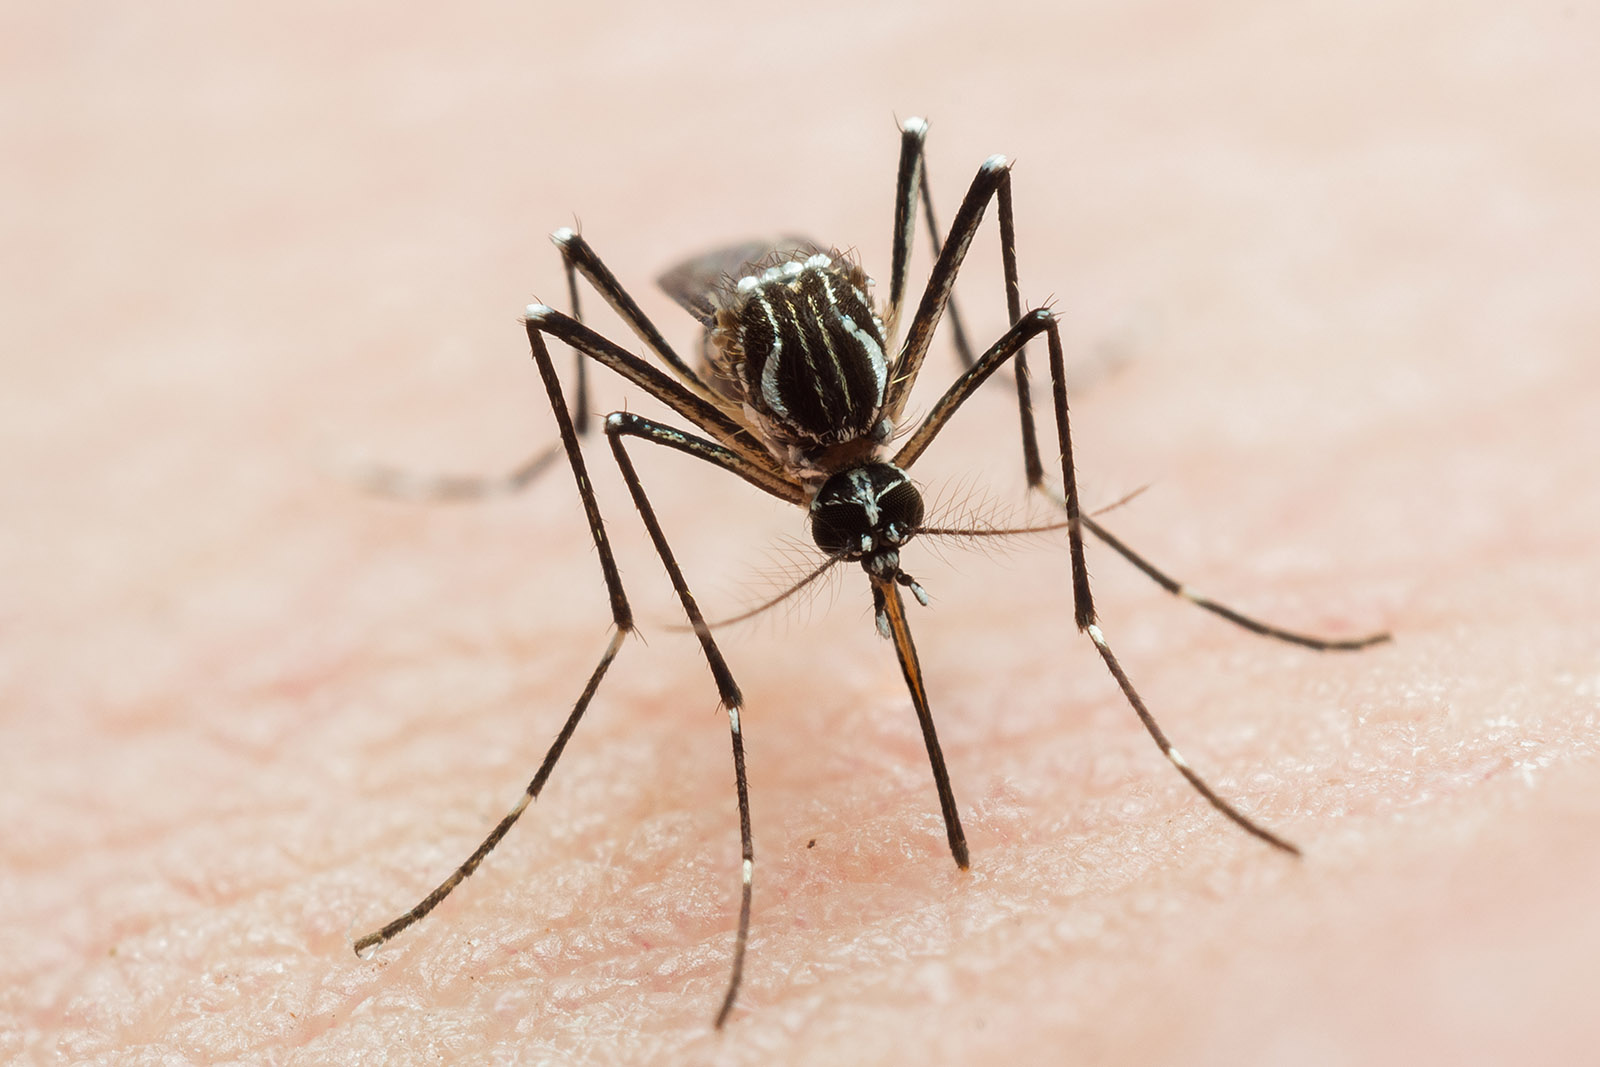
[877,479,925,544]
[811,499,871,558]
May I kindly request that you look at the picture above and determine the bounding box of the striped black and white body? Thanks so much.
[710,252,892,470]
[353,117,1389,1031]
[684,248,930,627]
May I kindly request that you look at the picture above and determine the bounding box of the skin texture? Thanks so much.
[5,2,1598,1064]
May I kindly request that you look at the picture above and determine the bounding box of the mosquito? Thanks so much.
[352,117,1390,1026]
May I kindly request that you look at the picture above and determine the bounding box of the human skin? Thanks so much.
[5,2,1599,1065]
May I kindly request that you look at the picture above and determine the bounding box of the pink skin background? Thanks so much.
[4,2,1598,1064]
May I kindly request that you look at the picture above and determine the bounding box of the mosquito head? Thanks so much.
[809,462,924,578]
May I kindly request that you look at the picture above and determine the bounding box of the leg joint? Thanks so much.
[604,410,640,436]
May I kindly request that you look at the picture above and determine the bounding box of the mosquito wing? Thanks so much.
[657,236,827,326]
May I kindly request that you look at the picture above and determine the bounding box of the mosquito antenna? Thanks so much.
[670,555,844,631]
[1090,482,1152,517]
[915,482,1152,541]
[917,519,1073,539]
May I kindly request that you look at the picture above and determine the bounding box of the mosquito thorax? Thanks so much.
[809,463,925,576]
[712,252,890,461]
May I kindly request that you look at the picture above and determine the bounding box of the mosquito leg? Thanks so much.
[884,117,927,341]
[561,240,590,435]
[1078,514,1392,651]
[887,153,1013,419]
[352,629,626,955]
[603,415,758,1029]
[896,121,1046,486]
[353,323,636,956]
[893,309,1057,471]
[961,294,1385,653]
[1037,317,1301,854]
[550,227,718,397]
[359,222,731,502]
[352,230,610,503]
[601,411,805,506]
[888,116,988,372]
[351,446,565,502]
[522,306,780,479]
[991,178,1046,488]
[875,577,969,870]
[911,137,977,369]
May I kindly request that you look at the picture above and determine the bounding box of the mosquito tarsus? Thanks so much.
[352,116,1390,1028]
